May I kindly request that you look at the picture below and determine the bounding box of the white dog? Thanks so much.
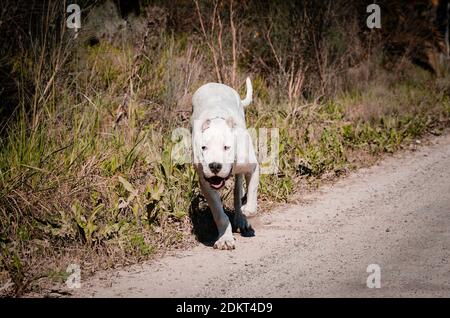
[191,77,259,250]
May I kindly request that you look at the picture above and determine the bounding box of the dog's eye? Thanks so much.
[201,146,207,151]
[224,145,230,151]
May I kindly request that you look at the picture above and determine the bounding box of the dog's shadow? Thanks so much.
[189,194,253,246]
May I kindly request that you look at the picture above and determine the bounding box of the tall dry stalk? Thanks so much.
[193,0,239,86]
[194,0,223,83]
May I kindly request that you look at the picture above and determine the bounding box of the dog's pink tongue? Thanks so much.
[211,180,224,189]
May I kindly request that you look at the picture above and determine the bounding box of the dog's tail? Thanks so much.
[241,77,253,107]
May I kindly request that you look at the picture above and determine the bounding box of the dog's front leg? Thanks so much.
[199,177,235,250]
[233,174,255,237]
[242,164,259,217]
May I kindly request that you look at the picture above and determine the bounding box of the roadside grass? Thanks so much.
[1,6,450,296]
[2,52,450,297]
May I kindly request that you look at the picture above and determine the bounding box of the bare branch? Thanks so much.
[265,23,285,75]
[217,8,225,83]
[194,0,222,83]
[230,0,237,87]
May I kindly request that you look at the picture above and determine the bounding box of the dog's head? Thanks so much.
[194,117,236,190]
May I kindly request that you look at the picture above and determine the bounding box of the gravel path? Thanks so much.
[74,134,450,297]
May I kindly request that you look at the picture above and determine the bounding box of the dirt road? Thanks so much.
[74,134,450,297]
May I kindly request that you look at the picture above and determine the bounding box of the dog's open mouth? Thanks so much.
[206,176,226,190]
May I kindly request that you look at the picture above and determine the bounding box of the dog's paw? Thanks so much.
[213,235,236,250]
[234,215,255,237]
[239,223,255,237]
[241,204,257,217]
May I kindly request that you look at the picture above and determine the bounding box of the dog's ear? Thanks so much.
[201,119,211,132]
[226,117,236,129]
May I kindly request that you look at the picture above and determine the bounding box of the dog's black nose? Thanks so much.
[209,162,222,174]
